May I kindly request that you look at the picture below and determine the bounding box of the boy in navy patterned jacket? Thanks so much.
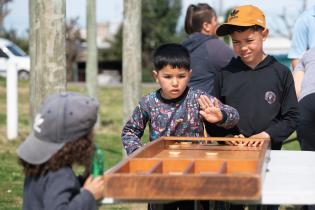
[121,43,239,155]
[121,43,239,210]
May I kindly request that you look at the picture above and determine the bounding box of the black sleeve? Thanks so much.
[265,70,299,144]
[213,70,222,99]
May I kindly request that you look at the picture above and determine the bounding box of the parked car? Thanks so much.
[0,38,30,80]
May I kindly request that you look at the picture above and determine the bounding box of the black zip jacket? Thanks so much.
[207,55,299,150]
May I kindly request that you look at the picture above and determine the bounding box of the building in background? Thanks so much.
[77,21,122,84]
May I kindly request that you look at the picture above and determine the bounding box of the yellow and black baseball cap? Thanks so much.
[216,5,266,36]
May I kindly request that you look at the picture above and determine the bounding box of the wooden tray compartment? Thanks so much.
[150,159,193,175]
[103,137,270,201]
[112,159,230,175]
[114,159,161,174]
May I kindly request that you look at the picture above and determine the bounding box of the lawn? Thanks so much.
[0,77,300,209]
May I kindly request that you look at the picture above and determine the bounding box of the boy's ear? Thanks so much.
[152,70,158,83]
[262,29,269,41]
[188,69,192,77]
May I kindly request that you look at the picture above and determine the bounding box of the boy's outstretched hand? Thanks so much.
[198,95,223,123]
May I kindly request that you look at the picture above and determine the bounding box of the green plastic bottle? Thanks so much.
[91,144,104,178]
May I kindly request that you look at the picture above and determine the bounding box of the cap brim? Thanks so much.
[216,23,265,36]
[17,132,64,164]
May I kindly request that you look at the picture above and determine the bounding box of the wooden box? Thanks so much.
[103,137,270,201]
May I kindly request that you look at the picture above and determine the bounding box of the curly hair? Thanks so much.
[19,133,95,177]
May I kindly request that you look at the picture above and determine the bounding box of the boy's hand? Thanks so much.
[83,175,105,200]
[228,132,269,147]
[198,95,223,123]
[226,134,249,146]
[248,131,270,147]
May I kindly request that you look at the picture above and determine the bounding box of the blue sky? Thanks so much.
[4,0,315,37]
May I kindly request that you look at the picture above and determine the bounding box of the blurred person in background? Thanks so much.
[182,3,235,95]
[288,4,315,69]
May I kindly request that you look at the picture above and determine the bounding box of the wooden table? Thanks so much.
[102,149,315,206]
[262,150,315,205]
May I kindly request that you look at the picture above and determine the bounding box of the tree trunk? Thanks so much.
[122,0,142,156]
[29,0,66,122]
[86,0,98,98]
[123,0,142,125]
[86,0,99,127]
[0,0,11,36]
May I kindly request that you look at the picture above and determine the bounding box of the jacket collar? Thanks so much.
[231,55,276,71]
[156,87,189,104]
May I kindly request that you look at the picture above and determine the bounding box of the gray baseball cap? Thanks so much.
[17,92,99,164]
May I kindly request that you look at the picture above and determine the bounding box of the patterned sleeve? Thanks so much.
[205,93,239,129]
[121,100,149,155]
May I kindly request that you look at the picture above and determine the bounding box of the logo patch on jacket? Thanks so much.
[265,91,276,104]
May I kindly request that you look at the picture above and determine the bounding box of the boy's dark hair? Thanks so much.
[19,133,94,177]
[184,3,217,34]
[153,43,190,71]
[228,25,264,35]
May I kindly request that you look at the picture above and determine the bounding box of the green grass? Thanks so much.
[0,78,301,209]
[282,132,300,150]
[0,141,23,210]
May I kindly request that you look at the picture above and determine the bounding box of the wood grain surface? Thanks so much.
[103,137,270,201]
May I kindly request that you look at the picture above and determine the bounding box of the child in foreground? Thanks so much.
[17,92,104,210]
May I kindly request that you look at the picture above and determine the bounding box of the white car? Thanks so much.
[0,38,30,80]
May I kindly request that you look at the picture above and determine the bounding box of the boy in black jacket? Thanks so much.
[205,5,299,150]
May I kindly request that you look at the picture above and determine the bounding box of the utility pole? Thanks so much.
[86,0,98,99]
[29,0,66,122]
